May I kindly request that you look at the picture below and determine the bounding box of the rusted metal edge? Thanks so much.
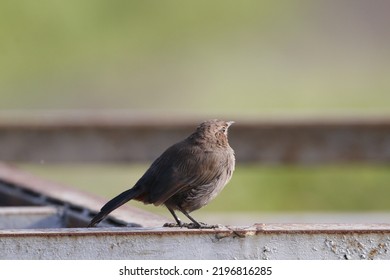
[256,223,390,234]
[1,223,390,238]
[0,162,168,227]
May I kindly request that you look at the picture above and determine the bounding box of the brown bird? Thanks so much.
[88,119,235,228]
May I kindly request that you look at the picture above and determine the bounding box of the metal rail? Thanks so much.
[0,113,389,163]
[1,224,390,260]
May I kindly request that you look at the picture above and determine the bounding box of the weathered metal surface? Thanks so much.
[0,112,389,163]
[1,224,390,260]
[0,206,64,229]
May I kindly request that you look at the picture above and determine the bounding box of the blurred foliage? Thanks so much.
[1,0,389,114]
[19,163,390,213]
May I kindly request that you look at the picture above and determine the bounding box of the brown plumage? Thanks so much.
[88,119,235,228]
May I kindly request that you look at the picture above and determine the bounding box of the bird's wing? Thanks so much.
[137,140,225,206]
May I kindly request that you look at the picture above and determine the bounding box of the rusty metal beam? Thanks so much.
[0,112,389,163]
[1,224,390,260]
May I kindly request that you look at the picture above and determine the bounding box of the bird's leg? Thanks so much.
[176,206,202,228]
[177,206,221,229]
[163,206,187,227]
[163,206,219,229]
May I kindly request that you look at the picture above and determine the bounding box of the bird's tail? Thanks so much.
[88,186,143,227]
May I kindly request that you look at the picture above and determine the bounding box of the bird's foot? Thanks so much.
[163,222,221,229]
[163,222,196,228]
[163,222,187,228]
[189,222,221,229]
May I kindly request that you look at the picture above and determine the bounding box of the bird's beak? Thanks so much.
[226,121,235,127]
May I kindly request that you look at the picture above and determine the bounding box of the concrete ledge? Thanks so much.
[1,224,390,260]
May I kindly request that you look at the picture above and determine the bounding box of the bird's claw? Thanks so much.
[163,222,221,229]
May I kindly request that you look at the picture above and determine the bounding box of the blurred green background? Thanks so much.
[1,0,389,114]
[1,1,389,221]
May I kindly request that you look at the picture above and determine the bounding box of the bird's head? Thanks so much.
[194,119,234,146]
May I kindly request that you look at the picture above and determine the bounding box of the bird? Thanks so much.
[88,119,235,229]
